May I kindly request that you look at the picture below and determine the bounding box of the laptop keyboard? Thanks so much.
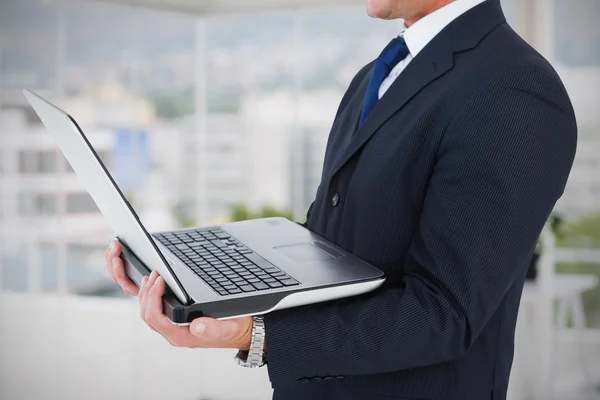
[153,229,300,296]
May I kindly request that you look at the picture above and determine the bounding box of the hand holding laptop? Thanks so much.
[24,89,384,324]
[105,241,254,350]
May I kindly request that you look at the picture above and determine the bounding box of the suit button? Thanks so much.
[334,375,345,379]
[322,376,334,381]
[331,192,340,207]
[310,377,322,382]
[298,378,310,384]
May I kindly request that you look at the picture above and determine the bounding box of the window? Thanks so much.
[18,151,33,173]
[18,193,57,216]
[18,150,57,174]
[65,193,99,214]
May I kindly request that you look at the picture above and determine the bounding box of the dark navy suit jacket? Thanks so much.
[264,1,577,399]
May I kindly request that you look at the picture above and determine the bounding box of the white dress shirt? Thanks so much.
[378,0,488,99]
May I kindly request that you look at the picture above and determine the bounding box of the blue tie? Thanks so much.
[359,36,410,127]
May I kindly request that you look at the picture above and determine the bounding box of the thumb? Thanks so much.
[190,318,244,341]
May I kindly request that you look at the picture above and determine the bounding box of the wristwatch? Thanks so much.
[235,316,266,368]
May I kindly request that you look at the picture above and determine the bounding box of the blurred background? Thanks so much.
[0,0,598,399]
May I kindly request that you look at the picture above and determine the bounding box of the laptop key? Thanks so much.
[211,239,228,249]
[267,281,283,288]
[262,267,280,274]
[189,241,209,247]
[252,282,269,290]
[239,285,256,292]
[215,232,230,240]
[279,278,300,286]
[228,288,242,294]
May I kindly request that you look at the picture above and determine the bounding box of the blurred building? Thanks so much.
[0,99,114,293]
[241,90,337,218]
[161,112,248,226]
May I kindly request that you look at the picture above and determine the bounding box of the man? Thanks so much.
[105,0,577,398]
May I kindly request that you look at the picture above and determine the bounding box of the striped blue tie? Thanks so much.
[359,36,410,127]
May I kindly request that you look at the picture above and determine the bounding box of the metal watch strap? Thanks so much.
[236,316,266,368]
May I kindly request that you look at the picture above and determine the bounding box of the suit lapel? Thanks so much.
[327,0,506,181]
[328,33,454,181]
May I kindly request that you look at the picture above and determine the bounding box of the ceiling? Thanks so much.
[90,0,366,15]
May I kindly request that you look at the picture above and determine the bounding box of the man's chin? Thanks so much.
[367,7,394,19]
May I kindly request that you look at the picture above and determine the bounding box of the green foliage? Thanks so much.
[556,262,600,328]
[229,204,294,222]
[559,212,600,248]
[553,212,600,328]
[152,89,195,120]
[230,204,255,222]
[257,205,295,220]
[537,211,600,251]
[535,213,566,253]
[150,88,241,120]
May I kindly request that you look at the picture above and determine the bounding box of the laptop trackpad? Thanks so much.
[274,242,341,262]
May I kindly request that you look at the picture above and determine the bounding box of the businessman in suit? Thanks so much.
[105,0,577,398]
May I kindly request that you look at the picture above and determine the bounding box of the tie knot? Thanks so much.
[378,36,410,70]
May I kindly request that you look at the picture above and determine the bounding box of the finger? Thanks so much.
[139,271,158,321]
[112,257,130,286]
[138,276,148,299]
[105,240,120,283]
[146,277,192,346]
[136,276,156,333]
[138,275,147,302]
[122,280,139,296]
[190,317,248,345]
[145,276,167,330]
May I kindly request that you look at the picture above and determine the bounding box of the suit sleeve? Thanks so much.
[264,68,577,387]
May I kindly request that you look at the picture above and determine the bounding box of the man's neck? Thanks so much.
[404,0,456,27]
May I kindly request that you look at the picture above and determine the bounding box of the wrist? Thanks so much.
[236,318,254,351]
[236,316,266,368]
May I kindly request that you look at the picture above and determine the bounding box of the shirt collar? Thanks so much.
[401,0,488,57]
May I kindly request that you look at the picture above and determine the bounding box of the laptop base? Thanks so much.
[120,240,384,324]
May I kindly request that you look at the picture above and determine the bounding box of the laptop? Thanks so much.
[24,89,385,324]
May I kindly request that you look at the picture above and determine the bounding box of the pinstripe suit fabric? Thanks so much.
[264,1,578,399]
